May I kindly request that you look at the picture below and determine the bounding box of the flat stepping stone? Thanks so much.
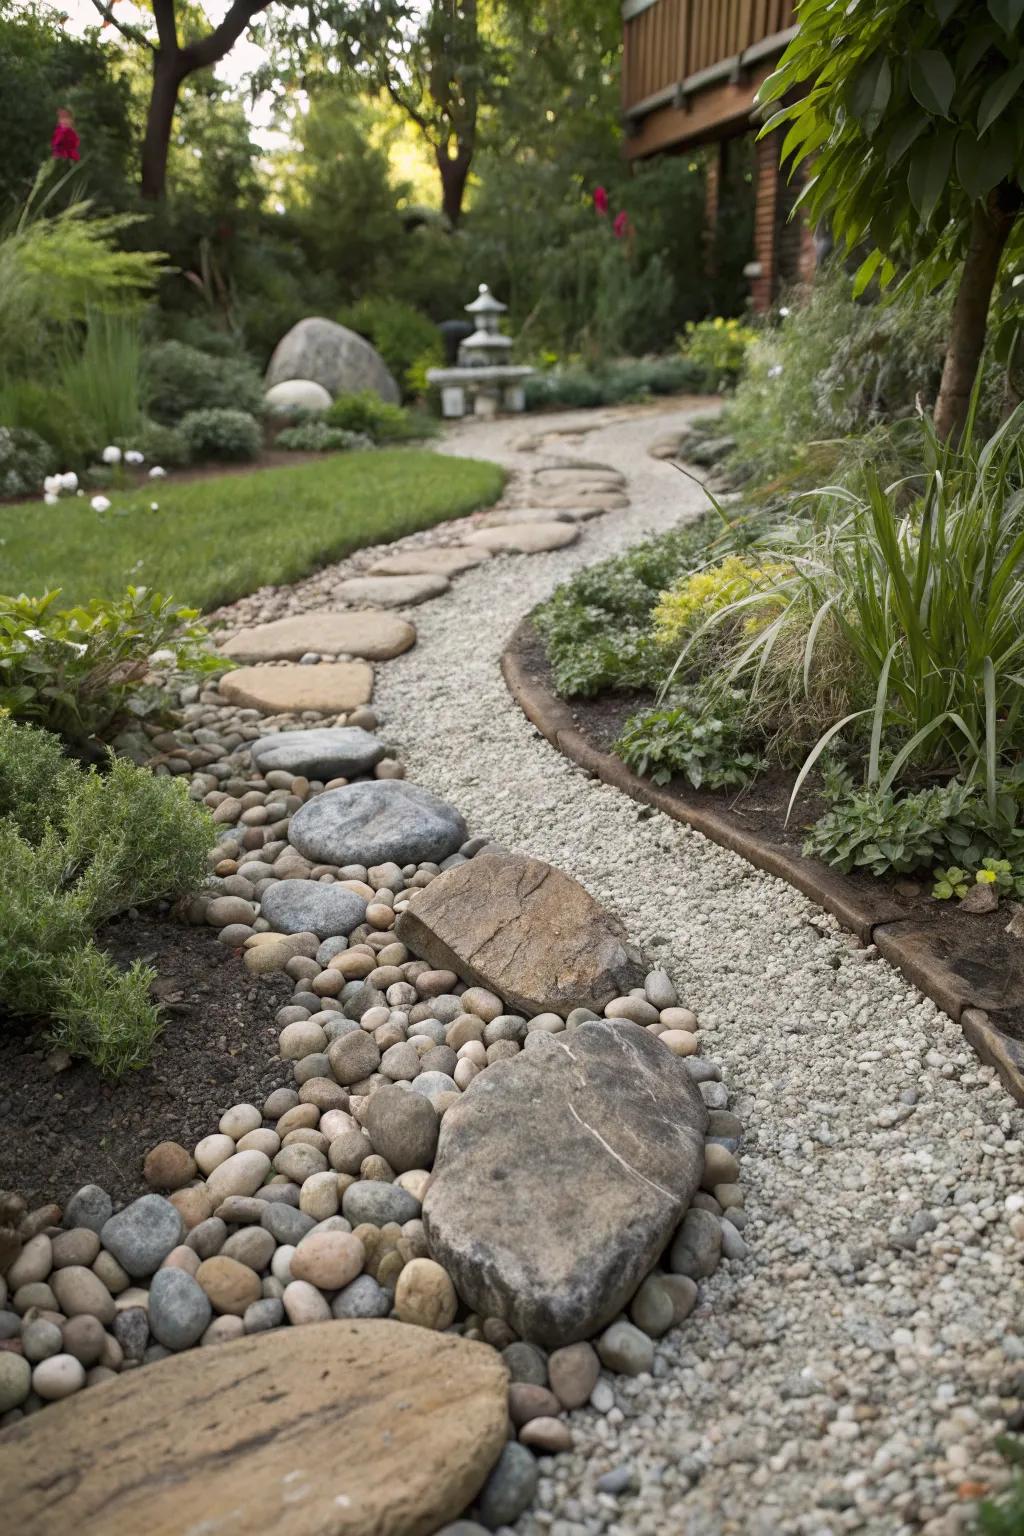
[397,848,644,1017]
[0,1320,508,1536]
[261,880,367,937]
[220,661,373,715]
[251,726,384,779]
[335,573,450,607]
[479,506,575,527]
[219,609,415,663]
[424,1021,707,1346]
[532,489,630,511]
[463,522,579,554]
[365,547,490,578]
[289,780,467,867]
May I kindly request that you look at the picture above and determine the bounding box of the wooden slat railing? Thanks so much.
[623,0,796,118]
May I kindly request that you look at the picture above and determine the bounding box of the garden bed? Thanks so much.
[0,915,292,1207]
[503,614,1024,1103]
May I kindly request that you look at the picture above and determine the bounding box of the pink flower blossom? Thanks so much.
[593,185,609,216]
[613,210,630,239]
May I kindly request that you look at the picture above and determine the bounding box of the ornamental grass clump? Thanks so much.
[0,717,215,1073]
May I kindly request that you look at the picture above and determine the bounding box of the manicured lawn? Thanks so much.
[0,449,504,612]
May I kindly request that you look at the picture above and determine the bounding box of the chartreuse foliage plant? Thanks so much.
[760,0,1024,440]
[0,716,214,1073]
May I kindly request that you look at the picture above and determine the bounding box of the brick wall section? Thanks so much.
[751,132,781,312]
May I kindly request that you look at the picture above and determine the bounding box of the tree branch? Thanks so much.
[88,0,154,51]
[183,0,269,72]
[151,0,179,51]
[383,74,431,137]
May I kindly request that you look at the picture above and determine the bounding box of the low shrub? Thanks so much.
[337,297,443,396]
[805,770,1024,894]
[616,685,766,790]
[652,555,790,650]
[0,586,222,743]
[0,380,96,470]
[0,717,214,1073]
[678,317,757,390]
[324,391,427,443]
[0,425,56,498]
[180,407,262,462]
[145,340,263,427]
[533,517,718,697]
[125,421,191,469]
[275,421,373,453]
[524,356,708,412]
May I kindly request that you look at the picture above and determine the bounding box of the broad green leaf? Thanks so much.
[885,111,929,168]
[955,130,1008,201]
[850,54,892,136]
[989,0,1024,32]
[979,59,1024,135]
[908,50,956,117]
[852,248,884,298]
[958,24,1000,78]
[908,132,955,223]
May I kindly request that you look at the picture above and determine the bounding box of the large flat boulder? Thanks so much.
[265,317,400,404]
[289,781,467,867]
[424,1022,708,1346]
[220,611,415,663]
[219,662,373,715]
[251,727,385,779]
[395,851,645,1017]
[0,1321,508,1536]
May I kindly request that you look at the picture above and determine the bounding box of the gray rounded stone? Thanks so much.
[288,781,467,868]
[502,1341,548,1386]
[261,881,367,938]
[477,1442,539,1528]
[341,1181,420,1227]
[260,1204,317,1246]
[251,728,386,780]
[330,1274,391,1319]
[99,1195,184,1278]
[113,1307,150,1361]
[64,1185,112,1236]
[597,1319,655,1375]
[148,1268,212,1351]
[364,1084,440,1173]
[243,1297,285,1333]
[265,316,401,404]
[669,1208,722,1280]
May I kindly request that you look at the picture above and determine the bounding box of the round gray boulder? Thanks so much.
[148,1268,212,1350]
[99,1195,184,1278]
[250,727,385,781]
[288,781,467,868]
[261,881,367,938]
[265,317,400,404]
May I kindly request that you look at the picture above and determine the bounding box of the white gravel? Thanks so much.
[367,404,1024,1536]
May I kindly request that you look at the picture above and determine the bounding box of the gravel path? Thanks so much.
[370,404,1024,1536]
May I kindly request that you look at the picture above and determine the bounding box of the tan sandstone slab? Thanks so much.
[219,610,415,663]
[462,522,579,554]
[365,547,491,578]
[395,849,645,1017]
[479,506,574,527]
[533,489,630,511]
[334,573,450,607]
[220,661,373,714]
[0,1320,509,1536]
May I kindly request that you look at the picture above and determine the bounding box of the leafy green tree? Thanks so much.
[761,0,1024,440]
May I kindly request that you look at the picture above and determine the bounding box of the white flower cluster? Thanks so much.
[42,446,166,509]
[42,470,79,505]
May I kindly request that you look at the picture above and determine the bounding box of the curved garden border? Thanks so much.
[502,614,1024,1106]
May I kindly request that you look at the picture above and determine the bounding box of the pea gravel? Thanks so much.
[367,405,1024,1536]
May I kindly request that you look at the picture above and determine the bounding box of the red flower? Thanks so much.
[51,112,80,162]
[613,210,630,239]
[593,185,609,216]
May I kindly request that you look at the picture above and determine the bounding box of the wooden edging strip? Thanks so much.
[501,617,1024,1105]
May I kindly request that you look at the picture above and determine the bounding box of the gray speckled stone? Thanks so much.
[331,1274,391,1319]
[341,1180,420,1227]
[100,1196,184,1278]
[261,881,367,938]
[288,781,467,868]
[250,727,386,780]
[148,1268,212,1351]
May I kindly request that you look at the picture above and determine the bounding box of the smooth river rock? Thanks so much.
[289,781,467,868]
[222,613,415,665]
[396,851,645,1017]
[250,727,387,779]
[423,1021,707,1346]
[265,317,401,403]
[261,881,368,938]
[0,1322,508,1535]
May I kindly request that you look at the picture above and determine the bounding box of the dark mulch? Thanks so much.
[519,619,1024,1048]
[0,917,294,1209]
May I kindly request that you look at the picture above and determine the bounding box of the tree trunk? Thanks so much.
[141,48,185,200]
[436,144,473,226]
[933,191,1017,443]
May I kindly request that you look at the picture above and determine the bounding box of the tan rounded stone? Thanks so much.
[50,1267,116,1326]
[290,1232,364,1290]
[168,1186,215,1232]
[143,1142,197,1192]
[660,1030,698,1056]
[195,1257,262,1316]
[394,1258,457,1331]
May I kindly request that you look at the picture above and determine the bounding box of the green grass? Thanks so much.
[0,448,505,611]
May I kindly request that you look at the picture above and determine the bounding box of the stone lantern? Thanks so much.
[427,284,535,419]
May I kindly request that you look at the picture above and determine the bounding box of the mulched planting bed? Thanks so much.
[0,916,292,1206]
[506,615,1024,1099]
